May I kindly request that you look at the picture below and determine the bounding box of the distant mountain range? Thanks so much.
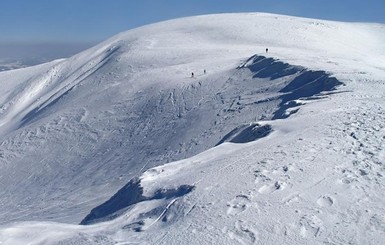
[0,58,47,71]
[0,42,95,71]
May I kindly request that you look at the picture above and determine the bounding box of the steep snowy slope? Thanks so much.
[0,13,385,244]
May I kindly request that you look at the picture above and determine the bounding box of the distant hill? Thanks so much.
[0,42,95,71]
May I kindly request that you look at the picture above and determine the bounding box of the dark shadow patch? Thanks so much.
[80,177,194,225]
[216,123,272,145]
[239,55,343,120]
[80,178,144,225]
[273,70,342,119]
[239,55,301,80]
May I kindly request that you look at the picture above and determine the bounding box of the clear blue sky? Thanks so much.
[0,0,384,63]
[1,0,384,44]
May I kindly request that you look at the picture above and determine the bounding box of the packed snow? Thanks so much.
[0,13,384,244]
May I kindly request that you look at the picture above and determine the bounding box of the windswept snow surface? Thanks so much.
[0,13,385,244]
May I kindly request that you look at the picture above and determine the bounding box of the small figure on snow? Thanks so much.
[191,72,194,78]
[266,48,269,53]
[204,69,206,74]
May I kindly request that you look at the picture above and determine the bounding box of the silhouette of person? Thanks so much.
[266,48,268,53]
[191,72,194,78]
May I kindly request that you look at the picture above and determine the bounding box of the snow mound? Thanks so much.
[216,123,272,145]
[80,177,194,225]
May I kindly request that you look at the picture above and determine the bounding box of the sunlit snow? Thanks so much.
[0,13,385,244]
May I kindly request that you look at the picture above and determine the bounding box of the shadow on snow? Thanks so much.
[81,54,343,226]
[80,178,194,225]
[241,54,343,120]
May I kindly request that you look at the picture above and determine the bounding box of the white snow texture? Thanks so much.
[0,13,385,244]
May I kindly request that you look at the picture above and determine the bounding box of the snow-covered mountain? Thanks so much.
[0,13,385,244]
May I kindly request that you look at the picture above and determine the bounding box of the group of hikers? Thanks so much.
[191,48,268,78]
[191,69,206,78]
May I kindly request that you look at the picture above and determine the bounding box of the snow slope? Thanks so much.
[0,13,385,244]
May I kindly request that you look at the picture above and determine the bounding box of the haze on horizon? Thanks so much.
[0,0,384,69]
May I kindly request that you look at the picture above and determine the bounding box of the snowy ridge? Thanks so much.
[0,13,385,244]
[0,45,120,132]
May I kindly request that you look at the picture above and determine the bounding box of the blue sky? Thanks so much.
[0,0,384,61]
[1,0,384,43]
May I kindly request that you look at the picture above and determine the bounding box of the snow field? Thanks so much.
[0,12,384,244]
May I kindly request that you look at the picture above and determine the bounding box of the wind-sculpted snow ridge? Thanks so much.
[0,45,121,133]
[239,55,343,119]
[80,177,194,226]
[214,55,342,144]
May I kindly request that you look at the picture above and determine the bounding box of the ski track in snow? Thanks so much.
[0,12,385,245]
